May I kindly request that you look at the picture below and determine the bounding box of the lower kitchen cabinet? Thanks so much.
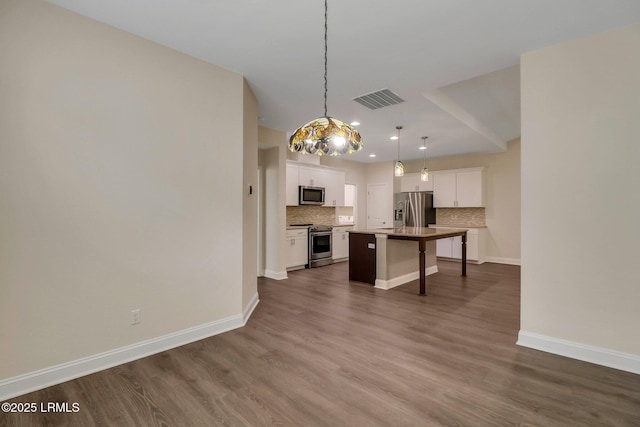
[436,235,462,259]
[286,229,308,269]
[435,227,485,263]
[332,226,353,261]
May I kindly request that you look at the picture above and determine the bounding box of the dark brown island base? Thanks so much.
[349,227,468,295]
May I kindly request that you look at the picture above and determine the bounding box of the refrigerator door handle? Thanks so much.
[404,199,409,226]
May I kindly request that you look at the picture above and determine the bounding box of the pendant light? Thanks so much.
[420,136,429,181]
[394,126,404,177]
[288,0,364,156]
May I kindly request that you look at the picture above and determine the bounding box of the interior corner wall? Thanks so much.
[0,0,245,383]
[520,24,640,364]
[258,126,288,279]
[242,79,258,310]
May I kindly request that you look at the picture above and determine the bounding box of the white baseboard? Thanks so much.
[242,292,260,325]
[264,269,287,280]
[375,266,438,290]
[485,257,521,266]
[517,330,640,375]
[436,257,483,265]
[0,298,261,401]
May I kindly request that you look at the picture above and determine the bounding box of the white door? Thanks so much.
[367,183,389,228]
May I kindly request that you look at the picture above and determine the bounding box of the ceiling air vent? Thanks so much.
[353,89,404,110]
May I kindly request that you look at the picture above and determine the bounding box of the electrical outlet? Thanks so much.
[131,309,141,325]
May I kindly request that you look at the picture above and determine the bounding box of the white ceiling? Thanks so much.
[47,0,640,163]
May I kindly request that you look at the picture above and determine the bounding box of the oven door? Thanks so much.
[309,231,332,260]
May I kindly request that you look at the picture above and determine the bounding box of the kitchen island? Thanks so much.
[349,227,468,295]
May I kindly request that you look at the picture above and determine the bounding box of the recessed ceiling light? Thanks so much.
[369,154,376,157]
[419,146,427,150]
[390,136,398,140]
[350,121,360,126]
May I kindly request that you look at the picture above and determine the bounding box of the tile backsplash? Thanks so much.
[287,206,485,227]
[436,208,486,227]
[287,206,336,225]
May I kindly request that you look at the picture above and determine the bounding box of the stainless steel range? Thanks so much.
[308,224,333,268]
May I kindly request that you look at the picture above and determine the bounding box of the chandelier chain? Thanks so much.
[324,0,328,117]
[422,136,428,167]
[287,0,363,156]
[396,126,402,160]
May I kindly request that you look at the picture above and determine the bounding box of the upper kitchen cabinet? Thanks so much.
[298,165,325,187]
[296,164,345,207]
[286,162,299,206]
[400,172,434,192]
[322,168,345,207]
[433,167,485,207]
[344,183,355,207]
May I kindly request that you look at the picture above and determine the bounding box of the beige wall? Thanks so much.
[0,0,253,381]
[403,139,521,264]
[378,240,437,280]
[521,24,640,361]
[242,80,259,309]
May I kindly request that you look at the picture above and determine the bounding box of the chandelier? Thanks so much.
[288,0,364,156]
[394,126,404,177]
[420,136,429,181]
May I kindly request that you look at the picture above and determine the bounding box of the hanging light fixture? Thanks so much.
[420,136,429,181]
[288,0,364,156]
[394,126,404,177]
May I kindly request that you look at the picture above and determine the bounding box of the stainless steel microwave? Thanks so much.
[299,186,325,205]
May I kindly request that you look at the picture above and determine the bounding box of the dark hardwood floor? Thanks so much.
[2,261,639,426]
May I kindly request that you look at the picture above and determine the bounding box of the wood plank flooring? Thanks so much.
[2,261,639,426]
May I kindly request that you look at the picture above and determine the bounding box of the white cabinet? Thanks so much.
[436,235,462,258]
[435,227,485,263]
[344,184,355,207]
[296,164,345,206]
[322,169,345,207]
[466,232,479,261]
[298,165,324,187]
[456,169,484,207]
[432,167,484,208]
[286,229,308,269]
[286,162,299,206]
[400,172,433,192]
[332,226,353,260]
[433,172,457,207]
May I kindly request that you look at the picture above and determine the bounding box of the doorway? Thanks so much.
[257,166,264,277]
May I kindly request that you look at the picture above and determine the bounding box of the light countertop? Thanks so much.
[350,226,469,239]
[286,223,355,230]
[430,223,487,229]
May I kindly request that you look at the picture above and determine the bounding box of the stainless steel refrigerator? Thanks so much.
[394,192,436,227]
